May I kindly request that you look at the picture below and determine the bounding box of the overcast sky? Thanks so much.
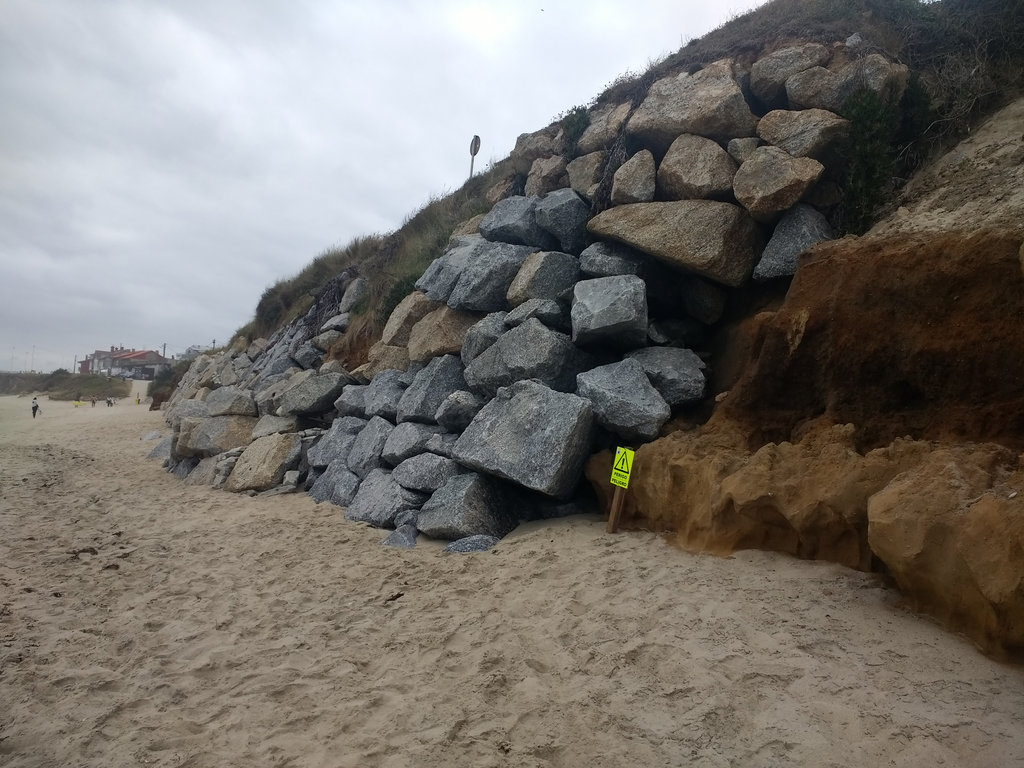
[1,0,765,373]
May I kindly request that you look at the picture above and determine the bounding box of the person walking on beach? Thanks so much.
[31,397,40,418]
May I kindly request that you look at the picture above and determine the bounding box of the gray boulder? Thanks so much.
[166,398,209,431]
[347,416,395,479]
[479,196,558,249]
[416,237,487,303]
[345,469,428,528]
[534,189,590,255]
[461,312,508,366]
[147,436,173,461]
[463,318,590,396]
[290,341,322,371]
[425,431,459,459]
[278,372,350,417]
[446,241,537,313]
[362,370,408,422]
[444,535,501,553]
[205,386,258,417]
[307,416,366,468]
[576,359,671,442]
[417,473,517,540]
[627,347,707,405]
[393,453,467,493]
[578,241,646,277]
[453,380,594,498]
[754,203,834,280]
[308,458,362,506]
[506,250,580,307]
[396,355,466,424]
[320,312,350,333]
[338,277,369,312]
[334,384,367,417]
[503,299,569,331]
[435,390,485,433]
[381,421,445,466]
[571,275,649,349]
[382,524,419,549]
[175,415,258,459]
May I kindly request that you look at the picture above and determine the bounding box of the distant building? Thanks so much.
[80,346,170,380]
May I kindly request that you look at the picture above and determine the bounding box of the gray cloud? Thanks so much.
[0,0,763,372]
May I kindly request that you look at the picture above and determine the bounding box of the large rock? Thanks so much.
[524,155,568,198]
[478,196,558,250]
[434,390,486,432]
[380,421,445,466]
[611,150,656,205]
[571,275,648,349]
[453,380,594,498]
[463,318,591,396]
[626,59,759,151]
[750,43,832,108]
[754,203,834,281]
[588,201,764,287]
[224,433,301,493]
[334,384,367,417]
[509,128,562,175]
[308,458,362,506]
[868,445,1024,662]
[176,415,258,459]
[534,189,590,255]
[363,369,408,422]
[277,372,350,417]
[416,237,488,303]
[347,416,395,479]
[460,312,508,367]
[381,291,440,346]
[680,276,727,326]
[166,398,209,431]
[578,241,646,278]
[396,354,466,424]
[576,358,671,443]
[205,386,258,417]
[626,347,707,406]
[393,453,468,493]
[307,416,366,468]
[657,134,737,201]
[338,277,369,312]
[345,468,428,528]
[756,109,849,159]
[577,101,630,154]
[407,306,481,363]
[786,54,909,112]
[565,151,606,203]
[416,473,518,540]
[733,146,824,222]
[506,250,580,307]
[446,241,538,313]
[354,342,410,380]
[503,298,569,331]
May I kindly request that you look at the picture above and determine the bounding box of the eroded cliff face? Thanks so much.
[592,99,1024,660]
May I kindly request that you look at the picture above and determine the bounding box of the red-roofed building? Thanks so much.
[81,346,169,380]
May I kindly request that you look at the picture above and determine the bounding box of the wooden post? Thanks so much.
[607,485,625,533]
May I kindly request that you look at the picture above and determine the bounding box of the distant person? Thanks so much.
[91,397,96,407]
[31,397,40,418]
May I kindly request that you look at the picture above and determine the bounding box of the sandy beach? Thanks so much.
[1,391,1022,768]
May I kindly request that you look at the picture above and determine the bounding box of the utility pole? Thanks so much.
[162,342,166,359]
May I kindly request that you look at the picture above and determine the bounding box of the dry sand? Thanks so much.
[1,391,1022,768]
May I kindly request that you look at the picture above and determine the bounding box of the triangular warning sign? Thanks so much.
[614,450,631,474]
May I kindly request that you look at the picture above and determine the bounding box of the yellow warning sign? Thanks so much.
[609,446,634,489]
